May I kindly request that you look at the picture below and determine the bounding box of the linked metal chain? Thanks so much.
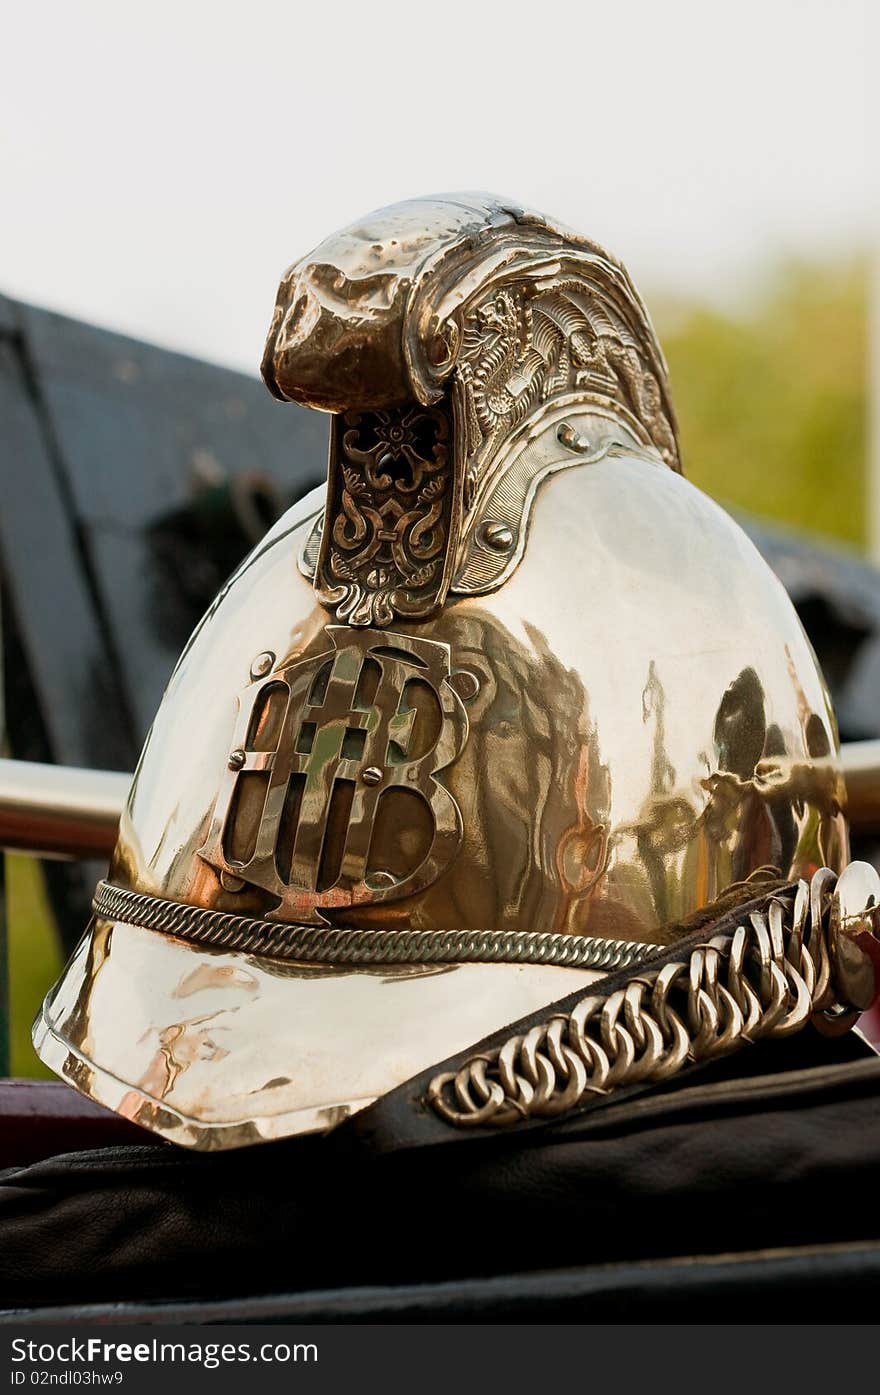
[426,868,851,1128]
[92,879,657,972]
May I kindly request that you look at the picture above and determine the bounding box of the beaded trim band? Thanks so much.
[92,879,659,972]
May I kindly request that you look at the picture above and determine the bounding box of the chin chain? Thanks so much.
[427,865,880,1129]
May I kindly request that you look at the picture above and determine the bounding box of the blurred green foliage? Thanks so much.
[7,854,62,1078]
[1,256,869,1076]
[657,257,867,547]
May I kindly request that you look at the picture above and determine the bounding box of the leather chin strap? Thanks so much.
[346,867,880,1155]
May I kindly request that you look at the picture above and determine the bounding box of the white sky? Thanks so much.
[1,0,872,376]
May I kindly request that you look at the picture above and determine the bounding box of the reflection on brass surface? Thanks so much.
[34,923,600,1149]
[827,860,880,1011]
[34,193,862,1149]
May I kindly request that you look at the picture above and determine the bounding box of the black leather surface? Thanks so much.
[1,1033,878,1316]
[4,1242,880,1324]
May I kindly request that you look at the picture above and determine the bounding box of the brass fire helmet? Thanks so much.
[34,195,878,1150]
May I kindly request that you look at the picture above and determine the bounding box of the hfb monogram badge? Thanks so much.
[198,627,468,923]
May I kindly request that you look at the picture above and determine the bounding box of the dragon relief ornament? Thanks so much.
[455,281,679,508]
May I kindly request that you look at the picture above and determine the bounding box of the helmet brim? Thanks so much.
[33,914,596,1150]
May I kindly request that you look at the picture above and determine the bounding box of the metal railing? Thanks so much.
[4,746,880,862]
